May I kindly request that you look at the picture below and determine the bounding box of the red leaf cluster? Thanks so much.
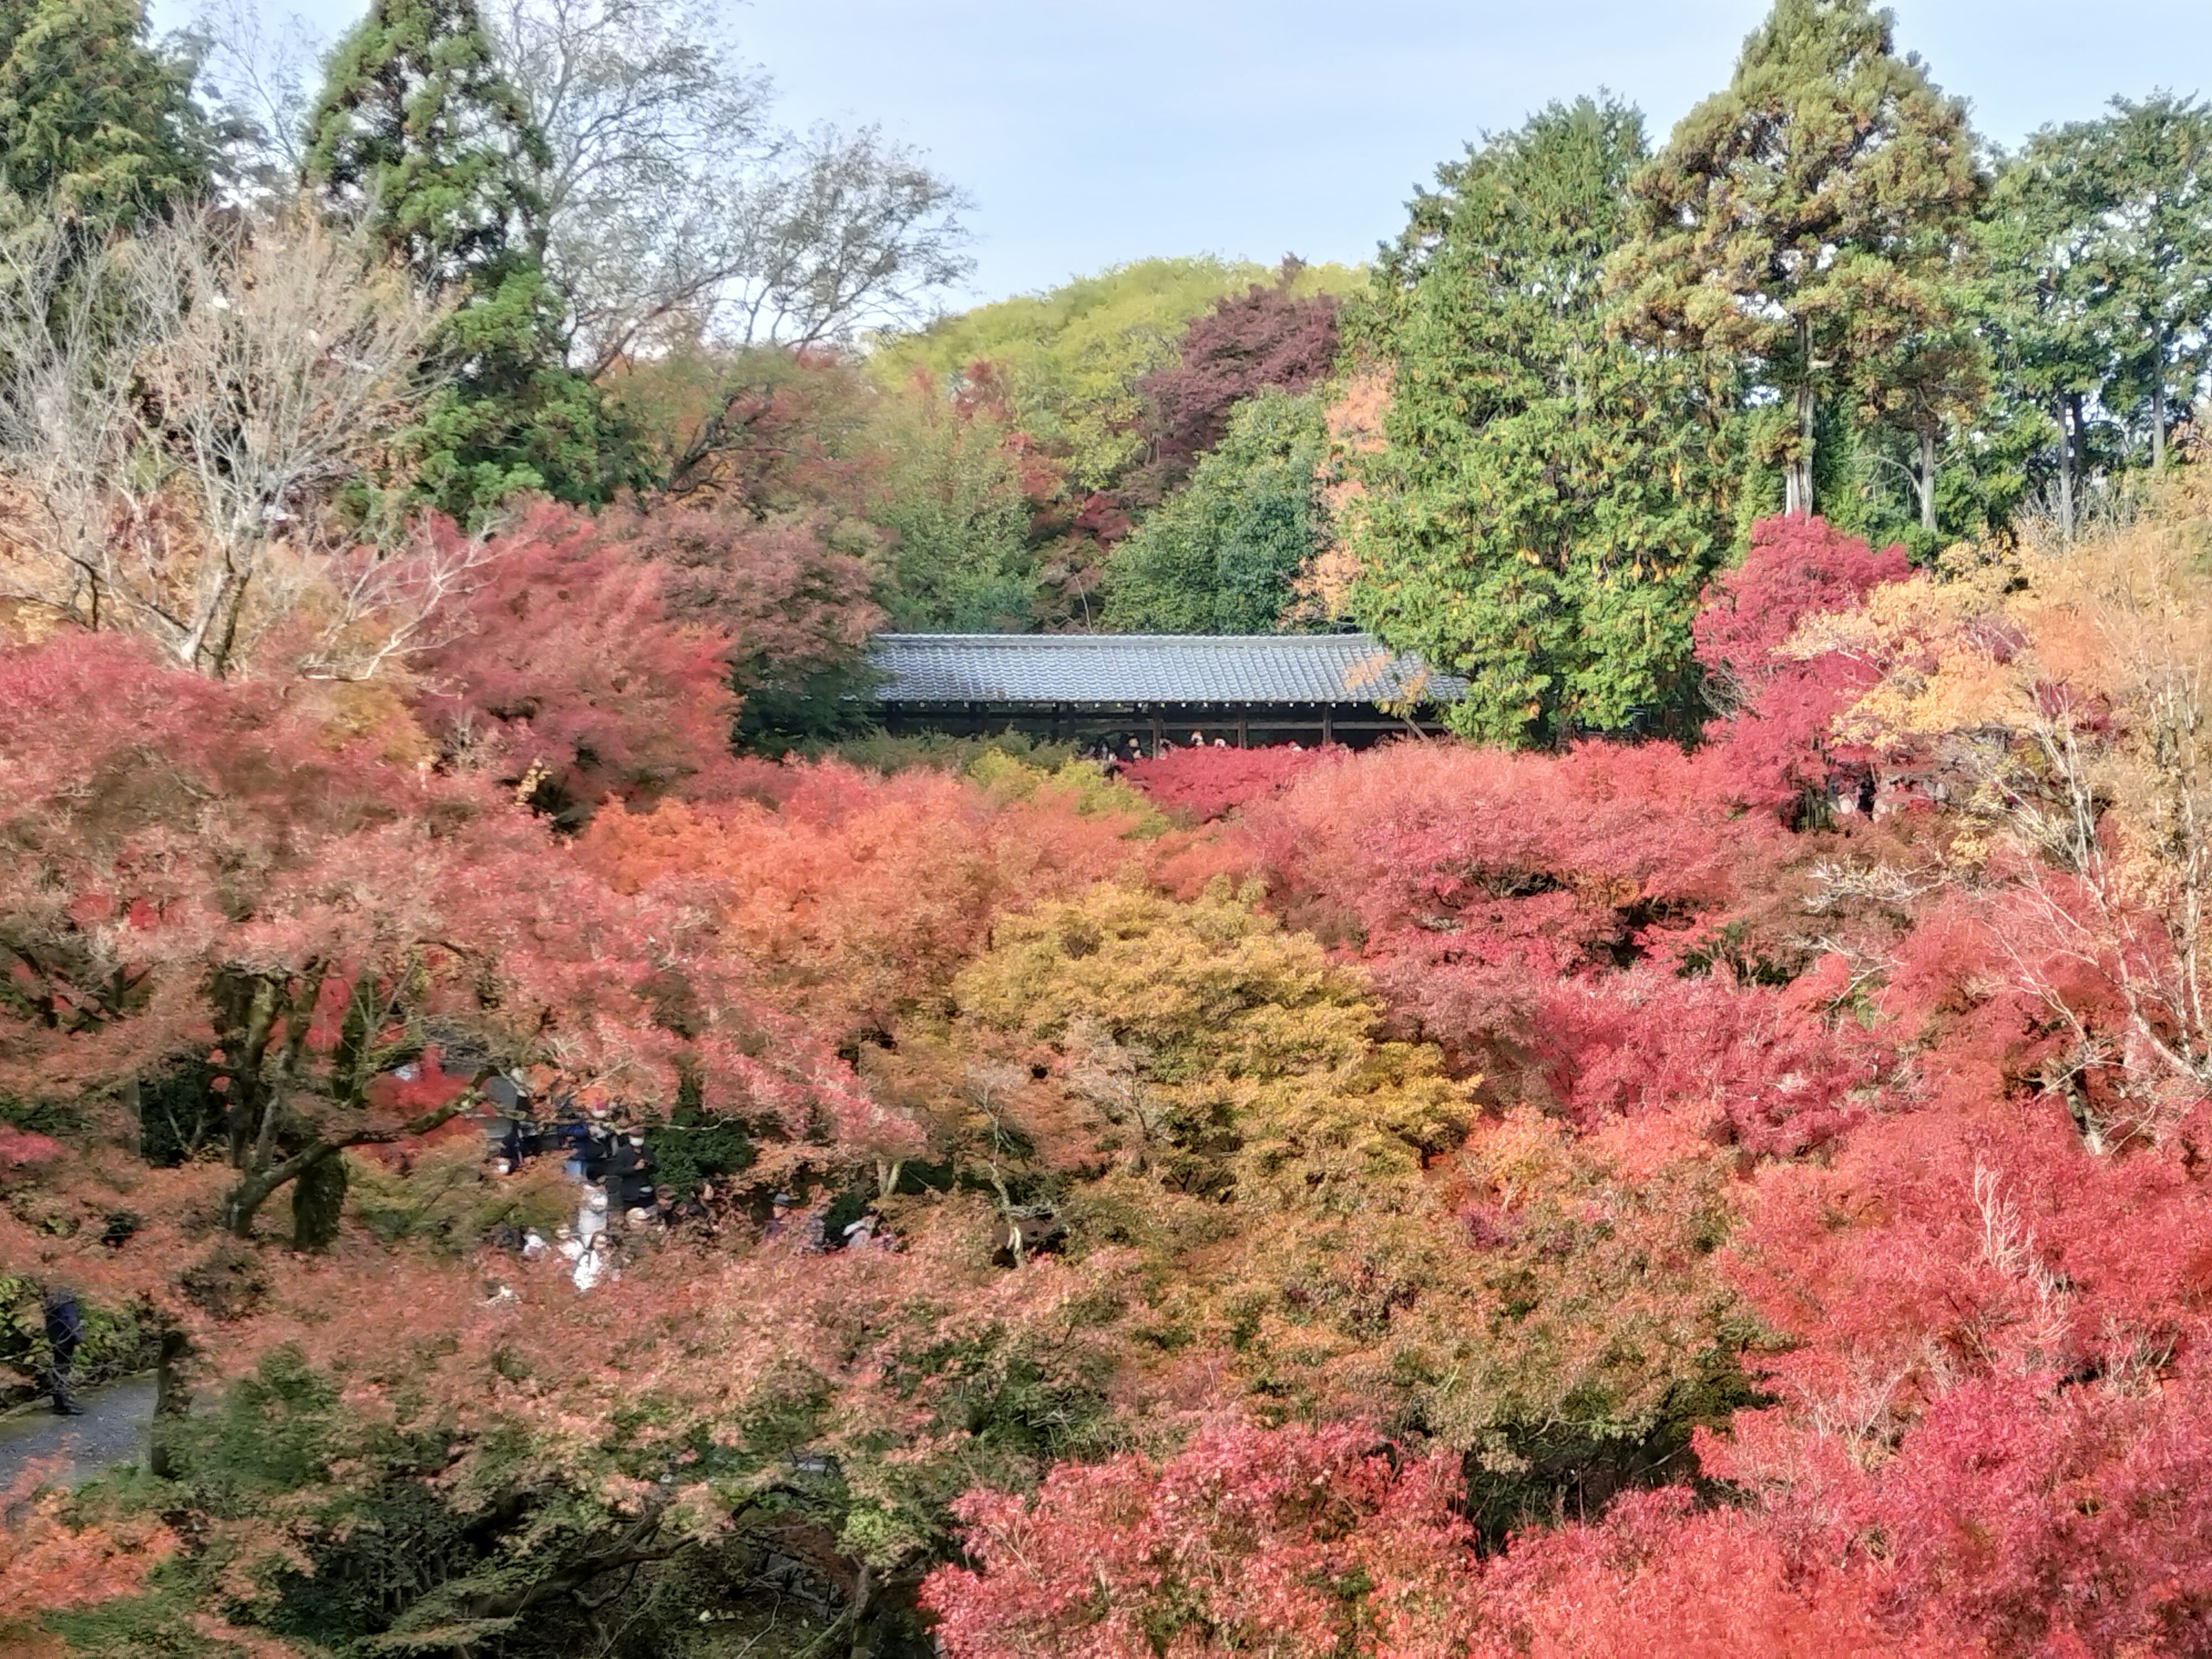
[1120,741,1339,821]
[1135,273,1342,486]
[923,1421,1479,1659]
[1694,514,1911,812]
[411,502,738,817]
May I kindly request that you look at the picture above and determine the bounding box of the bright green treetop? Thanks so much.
[1608,0,1982,518]
[0,0,210,222]
[1104,387,1327,635]
[1346,97,1740,745]
[872,391,1037,632]
[871,256,1362,493]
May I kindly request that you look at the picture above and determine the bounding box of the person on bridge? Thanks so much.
[41,1284,84,1416]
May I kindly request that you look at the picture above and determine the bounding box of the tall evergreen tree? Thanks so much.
[304,0,630,522]
[1609,0,1982,518]
[2003,94,2212,490]
[304,0,546,281]
[0,0,210,222]
[1346,97,1738,745]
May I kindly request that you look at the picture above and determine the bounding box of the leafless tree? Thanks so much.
[183,0,325,199]
[0,223,150,634]
[0,203,442,675]
[484,0,972,371]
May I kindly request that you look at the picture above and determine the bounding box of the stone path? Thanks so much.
[0,1375,156,1490]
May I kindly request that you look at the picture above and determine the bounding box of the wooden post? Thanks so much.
[1237,711,1248,748]
[1150,708,1162,756]
[1322,707,1333,745]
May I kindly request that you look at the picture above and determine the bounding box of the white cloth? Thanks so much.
[576,1184,609,1243]
[572,1240,607,1293]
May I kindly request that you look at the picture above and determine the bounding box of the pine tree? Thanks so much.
[304,0,546,283]
[0,0,210,222]
[1346,98,1738,744]
[1609,0,1983,518]
[304,0,631,521]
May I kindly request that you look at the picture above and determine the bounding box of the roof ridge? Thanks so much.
[871,632,1387,646]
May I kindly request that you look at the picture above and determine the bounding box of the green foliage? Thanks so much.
[820,729,1086,777]
[1609,0,1983,518]
[645,1108,758,1196]
[304,0,546,284]
[871,394,1037,630]
[343,1141,571,1254]
[403,260,640,523]
[134,1062,225,1168]
[1349,97,1738,743]
[1993,93,2212,479]
[0,0,210,224]
[1104,387,1327,634]
[872,257,1361,493]
[961,751,1164,829]
[305,0,632,522]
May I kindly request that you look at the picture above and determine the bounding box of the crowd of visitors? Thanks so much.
[480,1078,894,1294]
[1084,732,1310,774]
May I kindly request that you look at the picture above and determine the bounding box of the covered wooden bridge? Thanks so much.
[866,632,1463,749]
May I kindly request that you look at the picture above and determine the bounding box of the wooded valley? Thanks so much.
[2,0,2211,1654]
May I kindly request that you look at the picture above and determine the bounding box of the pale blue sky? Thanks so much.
[157,0,2212,305]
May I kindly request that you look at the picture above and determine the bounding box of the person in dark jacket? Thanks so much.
[42,1285,84,1416]
[608,1132,656,1211]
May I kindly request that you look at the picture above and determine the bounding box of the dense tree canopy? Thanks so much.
[1347,98,1737,741]
[1130,261,1341,493]
[0,0,210,222]
[304,0,635,520]
[1104,387,1328,634]
[8,3,2212,1656]
[1608,0,1983,520]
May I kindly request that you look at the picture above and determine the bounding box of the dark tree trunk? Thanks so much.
[221,1097,476,1238]
[2058,394,2078,541]
[147,1323,190,1480]
[291,1150,348,1249]
[1786,318,1816,517]
[2153,374,2168,472]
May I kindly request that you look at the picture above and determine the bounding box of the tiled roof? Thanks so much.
[870,633,1463,706]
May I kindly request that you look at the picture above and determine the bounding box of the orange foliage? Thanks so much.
[578,759,1153,1043]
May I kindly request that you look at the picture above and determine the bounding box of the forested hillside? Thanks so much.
[1,0,2210,1655]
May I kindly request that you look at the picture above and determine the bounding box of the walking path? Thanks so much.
[0,1376,156,1490]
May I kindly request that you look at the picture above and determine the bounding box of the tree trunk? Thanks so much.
[1917,423,1938,533]
[291,1149,348,1249]
[848,1561,876,1659]
[1787,319,1816,518]
[222,1097,475,1238]
[119,1077,141,1160]
[2058,395,2077,543]
[147,1323,190,1480]
[2153,374,2168,472]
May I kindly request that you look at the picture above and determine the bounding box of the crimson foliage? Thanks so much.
[410,502,740,821]
[1693,514,1911,813]
[1120,742,1338,821]
[1133,268,1342,488]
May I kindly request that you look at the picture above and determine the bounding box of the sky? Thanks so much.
[157,0,2212,306]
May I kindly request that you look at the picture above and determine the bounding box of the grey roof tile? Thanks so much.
[869,633,1463,706]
